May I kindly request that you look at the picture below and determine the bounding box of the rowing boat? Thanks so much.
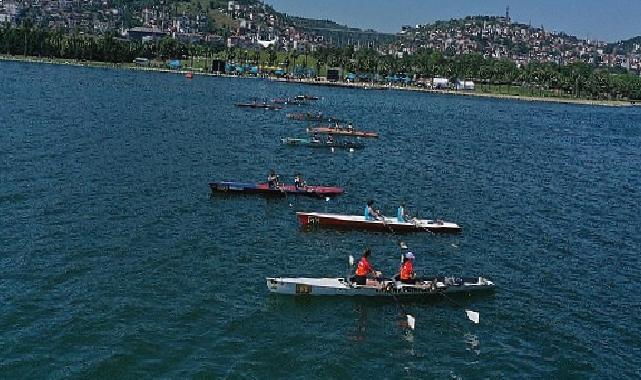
[294,95,320,101]
[272,98,307,105]
[296,212,461,233]
[266,276,494,296]
[307,127,379,138]
[286,113,344,123]
[235,103,282,110]
[209,181,343,198]
[281,137,365,150]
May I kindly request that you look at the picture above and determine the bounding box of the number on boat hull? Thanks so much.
[296,284,312,294]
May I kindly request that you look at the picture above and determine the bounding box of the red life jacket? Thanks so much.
[355,257,372,276]
[400,260,414,280]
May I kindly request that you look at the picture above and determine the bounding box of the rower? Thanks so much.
[311,131,320,143]
[397,203,409,222]
[294,173,306,189]
[364,200,382,221]
[267,169,280,189]
[353,249,380,285]
[398,251,416,284]
[347,122,353,132]
[327,133,334,144]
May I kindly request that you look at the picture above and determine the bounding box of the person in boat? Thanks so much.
[397,203,410,222]
[353,249,380,285]
[311,131,320,143]
[294,173,306,189]
[347,122,354,132]
[364,200,382,221]
[327,133,334,144]
[267,169,280,189]
[398,251,416,284]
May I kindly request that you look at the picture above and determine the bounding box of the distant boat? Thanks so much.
[236,102,282,110]
[281,137,364,150]
[294,94,320,101]
[209,181,343,198]
[287,113,344,123]
[272,97,308,106]
[307,127,379,138]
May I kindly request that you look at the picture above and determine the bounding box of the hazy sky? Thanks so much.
[264,0,640,42]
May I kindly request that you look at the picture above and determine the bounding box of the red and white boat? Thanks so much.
[210,182,343,198]
[296,212,462,233]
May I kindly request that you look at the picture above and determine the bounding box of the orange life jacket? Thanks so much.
[355,257,372,276]
[400,260,414,280]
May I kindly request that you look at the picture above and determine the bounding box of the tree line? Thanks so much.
[2,24,640,100]
[312,46,641,100]
[0,25,217,63]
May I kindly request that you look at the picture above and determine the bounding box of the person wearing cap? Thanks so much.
[399,252,416,284]
[353,249,379,285]
[364,200,382,221]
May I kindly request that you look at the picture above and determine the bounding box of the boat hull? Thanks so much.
[281,138,364,150]
[286,113,343,123]
[272,98,307,105]
[266,277,495,297]
[209,182,343,198]
[307,127,379,138]
[296,212,462,233]
[236,103,282,110]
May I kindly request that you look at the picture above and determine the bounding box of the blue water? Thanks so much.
[1,61,640,378]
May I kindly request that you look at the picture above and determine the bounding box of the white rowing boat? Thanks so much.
[266,276,495,296]
[297,212,462,233]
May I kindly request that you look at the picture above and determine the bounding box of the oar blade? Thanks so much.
[406,314,416,330]
[348,255,355,267]
[465,310,480,324]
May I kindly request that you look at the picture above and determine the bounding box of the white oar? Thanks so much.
[439,291,481,324]
[406,314,416,330]
[465,310,480,324]
[391,291,416,331]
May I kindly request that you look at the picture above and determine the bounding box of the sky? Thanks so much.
[263,0,640,42]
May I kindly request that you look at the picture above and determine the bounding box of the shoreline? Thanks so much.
[2,55,637,108]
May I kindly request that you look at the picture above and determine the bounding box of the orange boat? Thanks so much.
[307,127,379,138]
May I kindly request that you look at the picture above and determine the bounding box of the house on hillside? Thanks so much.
[127,27,167,41]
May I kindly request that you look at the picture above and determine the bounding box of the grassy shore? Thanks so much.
[2,54,637,108]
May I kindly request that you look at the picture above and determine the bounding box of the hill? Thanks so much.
[606,36,641,54]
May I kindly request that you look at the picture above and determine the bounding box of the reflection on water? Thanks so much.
[464,332,481,356]
[351,303,368,341]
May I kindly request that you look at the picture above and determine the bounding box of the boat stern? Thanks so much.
[296,212,317,226]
